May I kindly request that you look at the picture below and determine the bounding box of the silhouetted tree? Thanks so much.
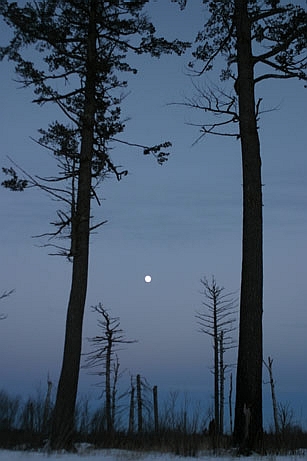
[277,401,295,435]
[128,377,135,434]
[263,356,279,434]
[128,373,152,433]
[0,0,189,449]
[196,276,237,436]
[137,374,143,434]
[153,385,159,433]
[42,377,53,436]
[83,303,136,434]
[180,0,306,451]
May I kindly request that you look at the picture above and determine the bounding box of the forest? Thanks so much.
[0,0,306,456]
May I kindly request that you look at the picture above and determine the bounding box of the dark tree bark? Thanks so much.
[50,2,97,449]
[233,0,263,451]
[229,373,233,435]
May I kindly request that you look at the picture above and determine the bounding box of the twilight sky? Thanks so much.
[0,1,306,430]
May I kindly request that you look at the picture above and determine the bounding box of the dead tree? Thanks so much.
[42,377,53,436]
[84,303,136,434]
[153,385,159,433]
[137,374,143,434]
[128,374,153,434]
[263,356,279,434]
[219,331,226,433]
[196,276,237,436]
[128,378,135,434]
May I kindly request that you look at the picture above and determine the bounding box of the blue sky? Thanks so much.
[0,1,306,430]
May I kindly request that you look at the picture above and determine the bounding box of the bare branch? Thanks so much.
[0,289,15,320]
[89,220,108,232]
[0,289,15,300]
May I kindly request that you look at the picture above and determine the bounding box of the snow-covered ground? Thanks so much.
[0,449,306,461]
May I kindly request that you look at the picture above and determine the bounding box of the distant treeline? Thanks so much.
[1,386,306,455]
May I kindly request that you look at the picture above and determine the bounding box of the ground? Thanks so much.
[0,448,306,461]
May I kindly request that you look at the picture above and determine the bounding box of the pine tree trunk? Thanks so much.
[233,0,263,452]
[50,1,97,449]
[229,373,233,435]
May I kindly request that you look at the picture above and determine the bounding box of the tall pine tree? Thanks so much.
[185,0,306,451]
[0,0,189,449]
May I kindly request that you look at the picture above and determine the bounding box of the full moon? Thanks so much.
[144,275,152,283]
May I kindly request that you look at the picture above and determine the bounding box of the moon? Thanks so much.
[144,275,152,283]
